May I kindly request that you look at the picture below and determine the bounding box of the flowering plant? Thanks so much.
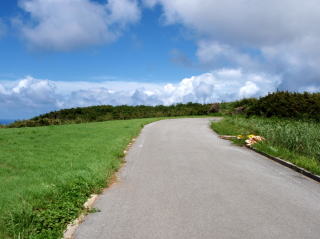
[236,134,265,146]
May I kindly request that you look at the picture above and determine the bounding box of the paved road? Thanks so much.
[75,118,320,239]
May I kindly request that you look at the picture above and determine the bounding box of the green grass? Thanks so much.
[211,116,320,175]
[0,118,160,239]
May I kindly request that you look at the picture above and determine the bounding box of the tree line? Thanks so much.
[8,103,212,128]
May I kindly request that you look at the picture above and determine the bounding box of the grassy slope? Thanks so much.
[211,116,320,175]
[0,118,160,239]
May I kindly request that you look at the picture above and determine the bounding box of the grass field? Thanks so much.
[0,118,160,239]
[211,116,320,175]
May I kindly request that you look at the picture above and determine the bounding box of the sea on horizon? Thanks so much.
[0,119,16,125]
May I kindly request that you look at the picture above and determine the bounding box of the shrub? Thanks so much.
[246,91,320,120]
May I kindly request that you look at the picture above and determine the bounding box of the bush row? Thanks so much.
[9,103,212,128]
[227,91,320,120]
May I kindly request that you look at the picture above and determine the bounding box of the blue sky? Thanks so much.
[0,1,200,83]
[1,0,320,119]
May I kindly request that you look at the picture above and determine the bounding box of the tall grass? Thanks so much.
[212,116,320,175]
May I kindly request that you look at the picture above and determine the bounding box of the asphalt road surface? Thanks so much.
[75,118,320,239]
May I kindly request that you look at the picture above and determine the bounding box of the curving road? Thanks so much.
[75,118,320,239]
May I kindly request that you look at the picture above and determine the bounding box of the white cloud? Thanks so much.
[144,0,320,89]
[54,80,163,95]
[17,0,140,51]
[0,76,58,119]
[239,81,259,99]
[0,70,281,119]
[161,69,281,104]
[0,84,7,94]
[144,0,320,45]
[106,0,140,26]
[196,41,259,70]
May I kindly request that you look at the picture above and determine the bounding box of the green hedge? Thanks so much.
[246,91,320,120]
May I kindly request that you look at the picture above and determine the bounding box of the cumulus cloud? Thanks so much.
[106,0,140,26]
[0,70,281,119]
[161,69,281,104]
[239,81,259,99]
[144,0,320,89]
[17,0,140,51]
[0,76,58,119]
[196,41,260,70]
[144,0,320,45]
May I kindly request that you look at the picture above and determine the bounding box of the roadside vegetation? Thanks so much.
[0,118,160,239]
[211,116,320,175]
[211,92,320,175]
[218,91,320,120]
